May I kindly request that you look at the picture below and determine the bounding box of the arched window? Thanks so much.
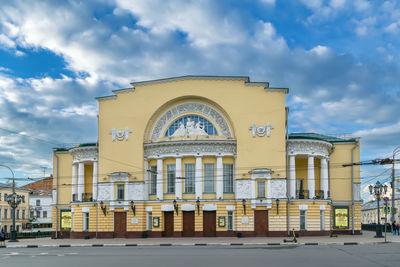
[164,115,218,137]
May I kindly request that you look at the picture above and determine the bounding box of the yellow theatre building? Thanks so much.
[51,76,362,238]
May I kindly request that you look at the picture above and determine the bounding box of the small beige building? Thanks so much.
[0,183,30,233]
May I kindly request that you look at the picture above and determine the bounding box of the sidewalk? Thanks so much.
[2,231,400,248]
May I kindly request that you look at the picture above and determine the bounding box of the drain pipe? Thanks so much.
[351,140,359,235]
[285,107,290,236]
[53,149,59,239]
[328,147,335,236]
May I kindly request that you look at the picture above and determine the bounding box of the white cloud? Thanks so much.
[260,0,275,5]
[354,0,371,12]
[0,33,15,48]
[330,0,346,9]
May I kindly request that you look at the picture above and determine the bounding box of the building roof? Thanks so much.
[288,133,357,143]
[21,176,53,196]
[0,182,30,192]
[362,197,400,211]
[96,75,289,101]
[53,142,97,152]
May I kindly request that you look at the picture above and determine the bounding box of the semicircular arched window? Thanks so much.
[164,115,218,137]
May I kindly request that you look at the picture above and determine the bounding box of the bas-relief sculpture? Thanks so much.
[171,118,208,137]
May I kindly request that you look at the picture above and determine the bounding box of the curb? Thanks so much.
[6,241,395,249]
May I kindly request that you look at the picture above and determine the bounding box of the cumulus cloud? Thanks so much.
[0,0,398,185]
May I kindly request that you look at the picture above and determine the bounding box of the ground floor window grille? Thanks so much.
[227,211,234,231]
[147,212,152,231]
[320,210,325,231]
[300,210,307,230]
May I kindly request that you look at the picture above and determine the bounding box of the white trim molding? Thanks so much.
[181,204,195,211]
[161,204,174,212]
[299,204,308,210]
[203,204,217,211]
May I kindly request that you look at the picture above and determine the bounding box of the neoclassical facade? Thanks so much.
[52,76,361,238]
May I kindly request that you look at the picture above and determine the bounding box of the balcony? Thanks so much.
[296,189,309,199]
[72,194,78,202]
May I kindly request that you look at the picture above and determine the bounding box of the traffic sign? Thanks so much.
[383,206,391,214]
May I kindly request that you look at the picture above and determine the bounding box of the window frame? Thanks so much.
[204,163,215,193]
[117,184,125,201]
[300,210,307,231]
[227,211,234,231]
[166,164,176,194]
[150,166,157,195]
[83,212,89,232]
[184,163,195,193]
[223,164,234,193]
[257,180,266,198]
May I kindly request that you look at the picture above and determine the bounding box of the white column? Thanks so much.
[77,162,84,201]
[195,156,202,199]
[308,156,315,199]
[175,157,182,199]
[156,158,163,200]
[72,164,78,201]
[320,158,329,199]
[289,155,296,199]
[216,156,223,199]
[144,159,149,200]
[92,161,98,201]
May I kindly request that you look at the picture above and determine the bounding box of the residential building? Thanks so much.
[22,177,53,231]
[0,183,30,233]
[52,75,361,238]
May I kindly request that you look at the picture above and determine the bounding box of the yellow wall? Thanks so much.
[98,80,286,184]
[330,142,360,201]
[53,152,73,204]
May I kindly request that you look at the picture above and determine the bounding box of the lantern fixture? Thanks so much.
[130,200,136,216]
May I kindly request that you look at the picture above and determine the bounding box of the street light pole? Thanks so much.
[392,147,400,223]
[0,164,20,242]
[369,181,387,238]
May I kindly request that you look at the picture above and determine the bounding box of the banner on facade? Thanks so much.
[60,210,72,230]
[333,206,349,229]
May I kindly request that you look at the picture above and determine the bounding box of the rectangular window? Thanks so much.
[4,209,7,219]
[300,210,307,231]
[167,164,176,194]
[36,210,40,218]
[117,184,125,200]
[227,211,234,231]
[184,164,195,193]
[22,210,25,219]
[43,211,48,218]
[4,225,7,232]
[320,210,325,231]
[30,210,34,219]
[16,210,20,219]
[223,164,234,193]
[257,181,266,198]
[150,166,157,195]
[147,212,152,231]
[36,199,40,206]
[204,163,215,193]
[83,213,89,231]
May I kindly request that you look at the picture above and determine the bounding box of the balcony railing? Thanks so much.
[72,194,78,202]
[296,189,309,199]
[82,193,93,202]
[315,190,324,199]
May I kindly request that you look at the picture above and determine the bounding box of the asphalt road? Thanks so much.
[0,243,398,267]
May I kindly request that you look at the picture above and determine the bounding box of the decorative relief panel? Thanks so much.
[150,102,233,139]
[144,140,236,158]
[287,140,332,158]
[70,146,97,163]
[109,172,130,182]
[127,182,145,201]
[236,179,252,199]
[97,183,112,201]
[270,179,287,199]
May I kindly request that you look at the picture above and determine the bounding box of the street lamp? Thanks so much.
[0,164,20,242]
[369,181,388,238]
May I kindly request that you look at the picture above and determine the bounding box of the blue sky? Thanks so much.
[0,0,399,200]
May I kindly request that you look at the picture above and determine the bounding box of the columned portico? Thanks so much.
[287,139,332,200]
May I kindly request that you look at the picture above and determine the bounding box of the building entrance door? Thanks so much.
[203,211,216,237]
[183,211,195,237]
[114,212,127,238]
[254,210,269,236]
[163,211,174,237]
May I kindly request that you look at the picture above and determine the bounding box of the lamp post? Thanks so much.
[0,164,20,242]
[369,181,388,238]
[392,146,400,223]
